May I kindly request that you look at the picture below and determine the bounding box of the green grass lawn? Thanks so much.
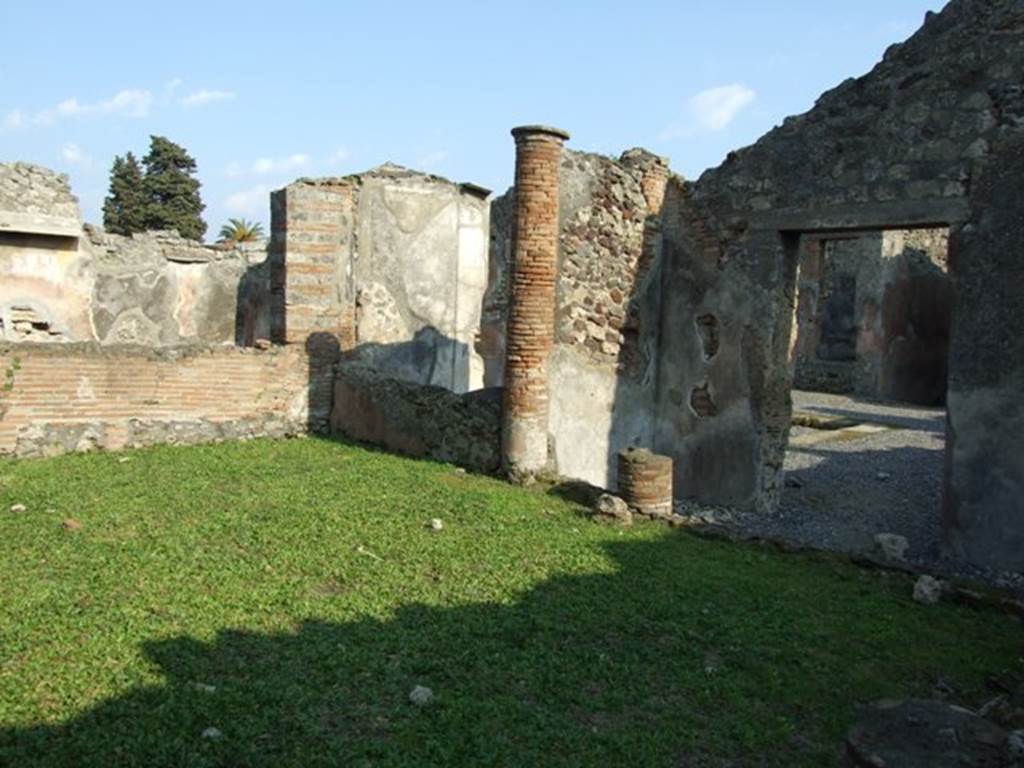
[0,438,1020,767]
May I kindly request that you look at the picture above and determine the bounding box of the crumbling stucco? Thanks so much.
[0,163,270,347]
[271,165,491,393]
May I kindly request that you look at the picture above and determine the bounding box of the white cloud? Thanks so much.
[181,89,237,108]
[165,77,184,93]
[282,153,310,172]
[417,150,447,169]
[660,83,756,140]
[233,153,310,177]
[54,89,152,120]
[3,109,25,130]
[327,147,350,165]
[225,184,273,216]
[61,142,92,167]
[2,88,152,131]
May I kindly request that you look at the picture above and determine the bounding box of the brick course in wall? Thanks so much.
[501,125,569,477]
[0,343,323,458]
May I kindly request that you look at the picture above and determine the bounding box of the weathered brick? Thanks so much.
[501,126,569,477]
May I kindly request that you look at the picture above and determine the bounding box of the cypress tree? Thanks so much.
[102,152,147,235]
[141,135,206,241]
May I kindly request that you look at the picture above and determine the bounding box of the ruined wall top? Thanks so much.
[83,225,265,268]
[0,162,82,236]
[692,0,1024,229]
[281,162,491,199]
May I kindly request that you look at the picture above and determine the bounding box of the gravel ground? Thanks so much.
[675,391,1023,591]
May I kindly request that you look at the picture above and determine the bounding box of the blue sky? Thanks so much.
[1,1,945,239]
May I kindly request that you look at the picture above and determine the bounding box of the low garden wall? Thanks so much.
[0,343,324,458]
[330,363,501,473]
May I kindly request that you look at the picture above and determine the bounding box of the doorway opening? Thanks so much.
[775,227,953,561]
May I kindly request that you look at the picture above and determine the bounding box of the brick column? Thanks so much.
[501,125,570,478]
[618,448,674,518]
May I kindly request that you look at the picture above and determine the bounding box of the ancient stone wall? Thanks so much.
[0,343,322,458]
[271,166,491,393]
[655,0,1024,511]
[548,149,668,487]
[943,133,1024,571]
[330,363,501,473]
[84,228,269,346]
[0,163,80,229]
[351,166,490,392]
[0,162,270,347]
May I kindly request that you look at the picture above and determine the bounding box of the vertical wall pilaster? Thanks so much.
[268,180,357,350]
[268,179,357,432]
[501,125,570,478]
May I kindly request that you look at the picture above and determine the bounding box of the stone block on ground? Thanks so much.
[592,493,633,525]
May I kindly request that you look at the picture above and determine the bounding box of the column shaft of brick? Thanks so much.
[501,125,570,477]
[618,448,673,518]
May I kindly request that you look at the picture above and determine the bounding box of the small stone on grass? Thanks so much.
[201,726,223,741]
[874,532,909,562]
[429,518,444,532]
[913,575,943,605]
[9,503,26,514]
[409,685,434,706]
[1008,730,1024,759]
[62,518,83,532]
[592,494,633,526]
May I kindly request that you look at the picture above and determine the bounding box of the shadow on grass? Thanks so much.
[0,528,1013,767]
[545,479,606,509]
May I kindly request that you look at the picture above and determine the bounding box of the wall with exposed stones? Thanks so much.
[0,162,270,347]
[0,162,80,229]
[654,0,1024,512]
[1,164,91,342]
[330,363,501,473]
[943,133,1024,572]
[791,228,951,404]
[272,164,490,392]
[0,343,325,458]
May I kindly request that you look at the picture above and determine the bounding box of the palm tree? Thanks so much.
[218,218,265,244]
